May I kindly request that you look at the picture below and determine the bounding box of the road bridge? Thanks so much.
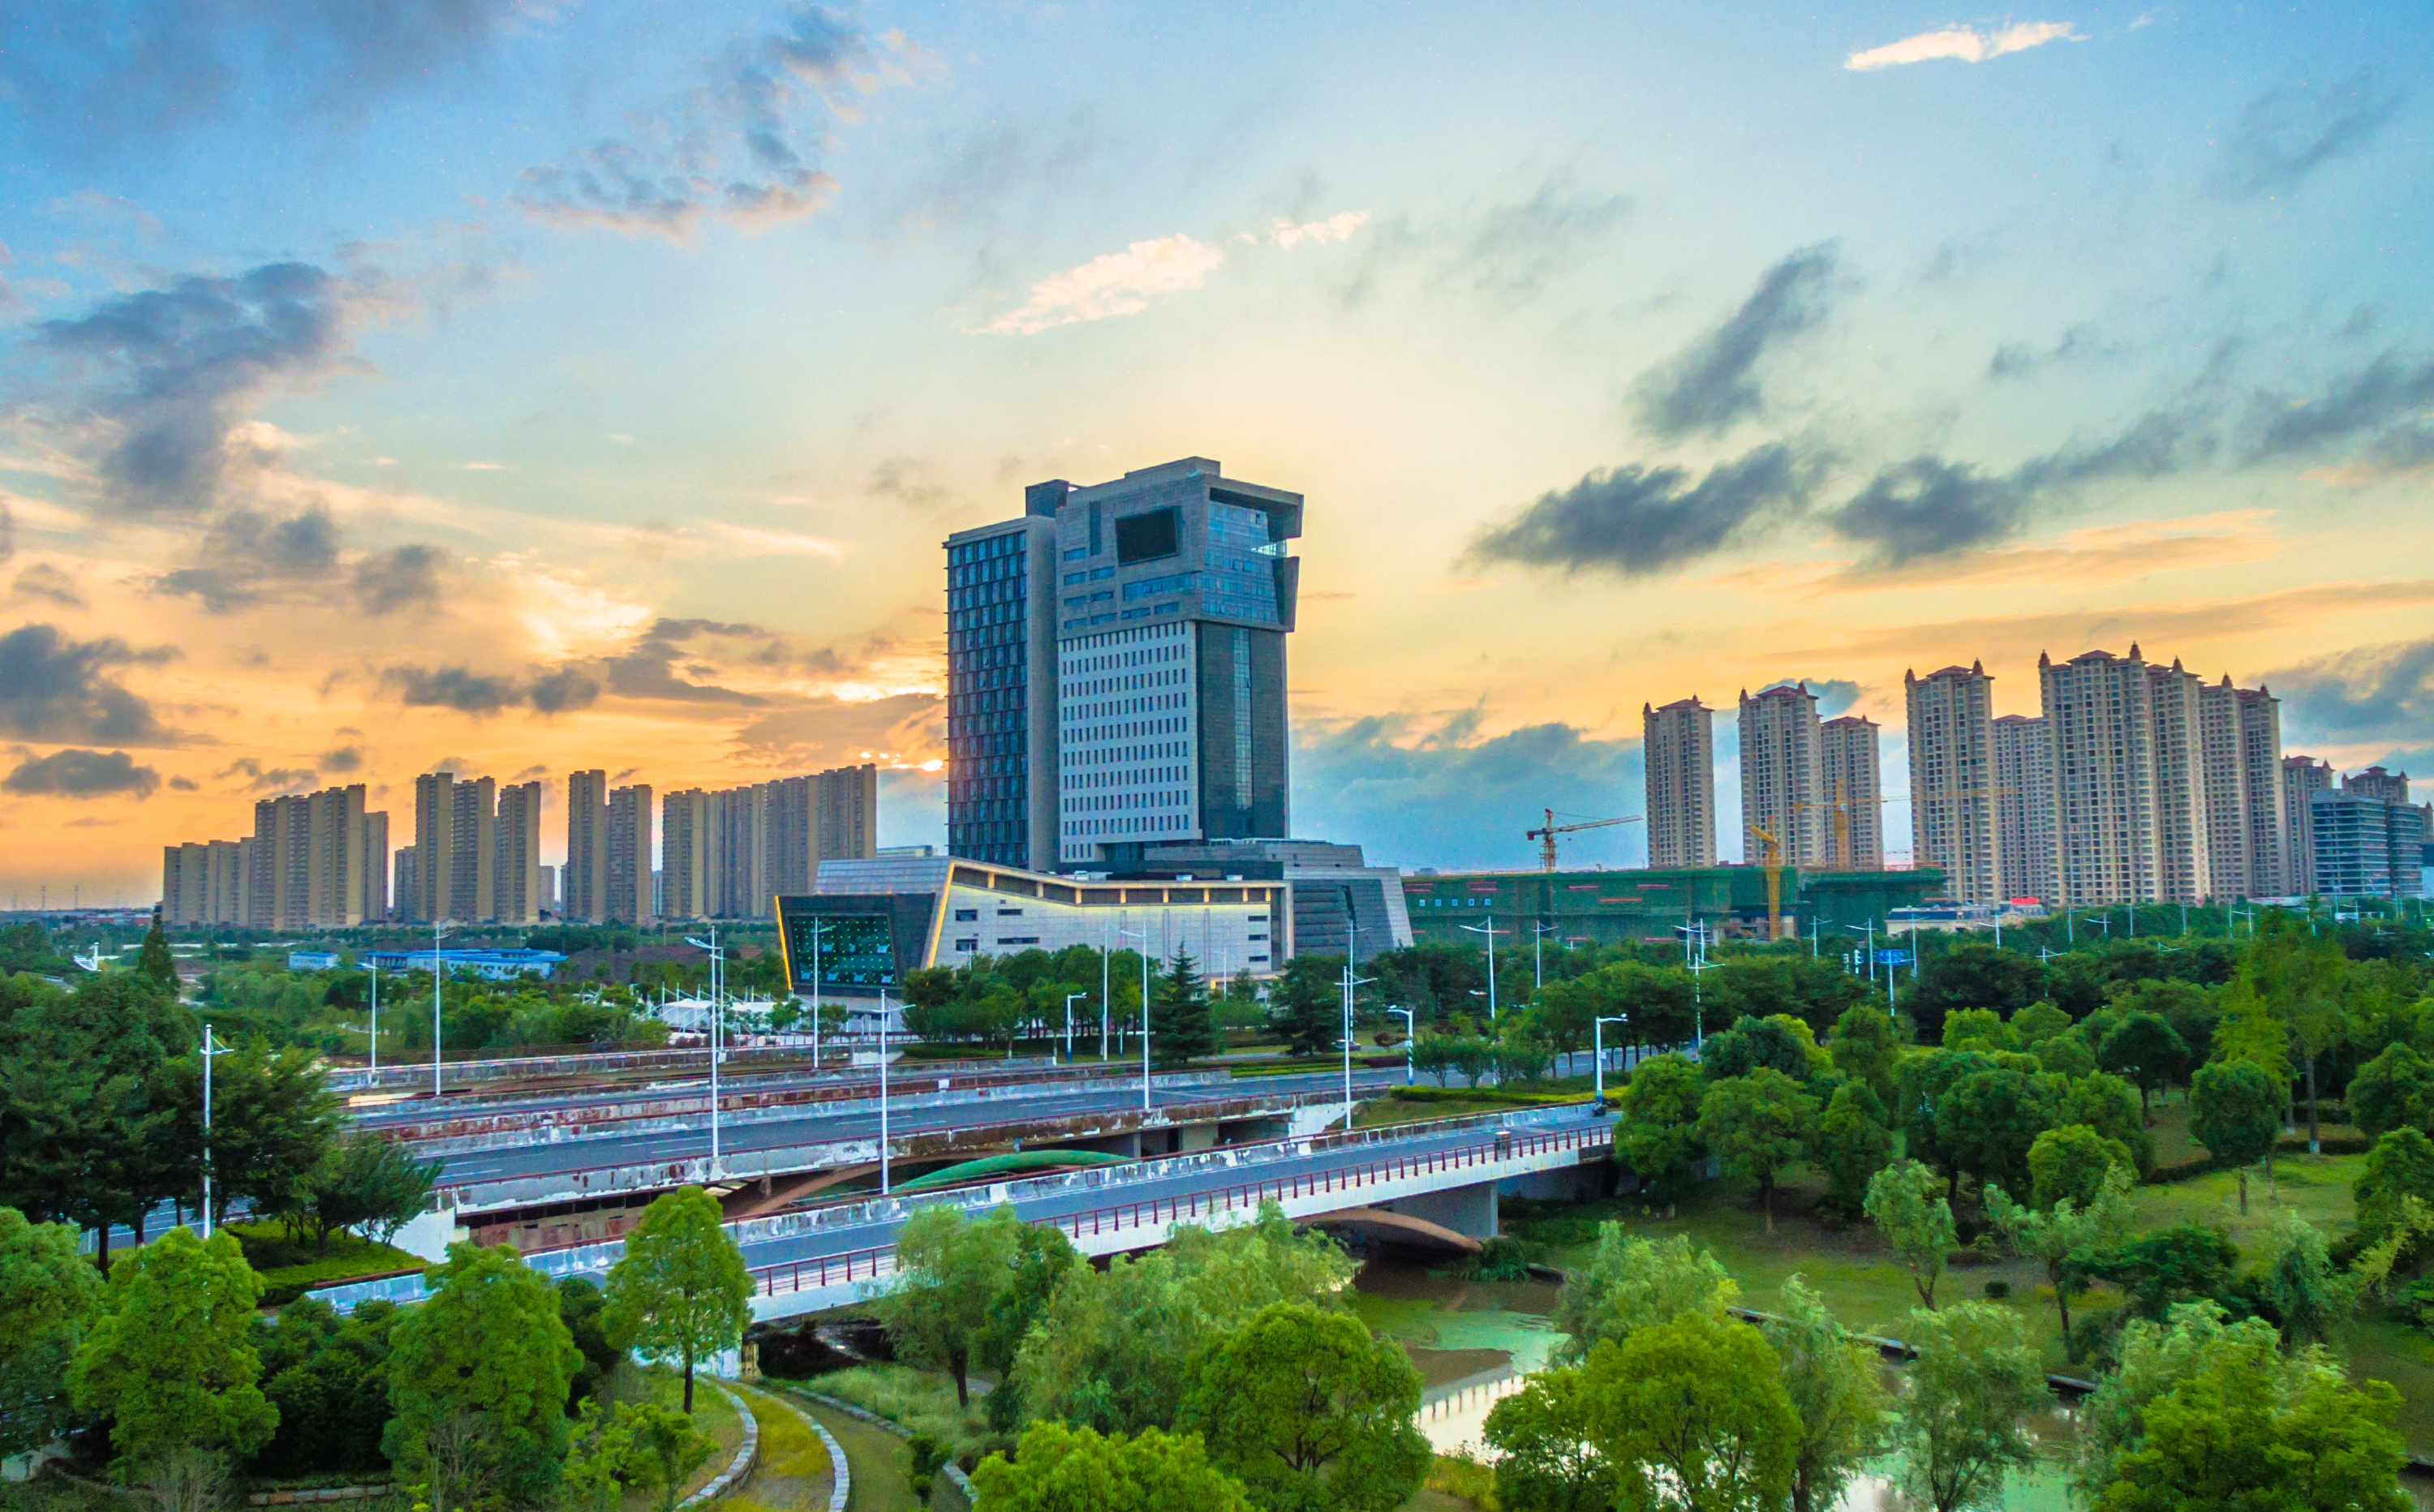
[317,1107,1616,1321]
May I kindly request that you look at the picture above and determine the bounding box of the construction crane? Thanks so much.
[1526,809,1645,872]
[1748,824,1787,942]
[1792,780,1905,870]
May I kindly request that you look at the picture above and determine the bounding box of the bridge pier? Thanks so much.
[1381,1179,1499,1241]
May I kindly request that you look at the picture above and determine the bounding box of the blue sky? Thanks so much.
[1,1,2428,896]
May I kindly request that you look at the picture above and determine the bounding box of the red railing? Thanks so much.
[746,1121,1613,1299]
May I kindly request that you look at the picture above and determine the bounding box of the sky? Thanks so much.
[1,0,2429,904]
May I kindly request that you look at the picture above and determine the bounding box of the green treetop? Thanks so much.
[1863,1159,1958,1310]
[1554,1229,1737,1362]
[970,1421,1254,1512]
[1179,1299,1429,1512]
[385,1241,583,1508]
[67,1226,277,1479]
[603,1185,755,1413]
[1985,1162,2135,1358]
[1761,1278,1890,1512]
[1892,1301,2048,1512]
[2188,1059,2282,1213]
[0,1207,106,1459]
[1697,1067,1817,1233]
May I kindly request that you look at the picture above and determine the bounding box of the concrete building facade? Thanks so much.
[566,770,609,924]
[1992,714,2055,903]
[1644,697,1717,869]
[660,766,880,920]
[1907,662,2003,904]
[2145,659,2213,906]
[2282,756,2335,896]
[607,784,654,926]
[1738,684,1821,866]
[494,780,544,926]
[1817,715,1884,870]
[164,785,383,929]
[2040,647,2159,906]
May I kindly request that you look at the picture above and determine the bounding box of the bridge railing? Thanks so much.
[746,1120,1614,1300]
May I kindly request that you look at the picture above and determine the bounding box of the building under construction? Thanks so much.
[1400,865,1944,949]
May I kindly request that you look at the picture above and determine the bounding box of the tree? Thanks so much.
[880,1205,1017,1407]
[1697,1067,1817,1233]
[385,1242,583,1506]
[2097,1012,2188,1124]
[969,1420,1254,1512]
[1697,1016,1815,1082]
[2071,1299,2324,1504]
[1826,1004,1904,1105]
[2239,1209,2383,1351]
[1554,1230,1737,1361]
[2355,1128,2434,1252]
[67,1226,277,1479]
[603,1185,754,1413]
[1813,1081,1894,1217]
[1985,1164,2135,1356]
[2250,918,2348,1153]
[0,1207,106,1459]
[1271,955,1345,1059]
[292,1130,440,1250]
[1940,1008,2012,1052]
[1891,1301,2047,1512]
[2010,1001,2075,1049]
[1935,1066,2057,1196]
[1909,941,2043,1043]
[2077,1224,2240,1325]
[1615,1053,1707,1208]
[165,1038,342,1230]
[1180,1300,1429,1512]
[1144,949,1212,1066]
[139,911,180,995]
[1482,1365,1610,1512]
[2092,1361,2410,1512]
[250,1297,398,1479]
[2027,1123,2134,1212]
[1761,1278,1889,1512]
[0,977,187,1269]
[2348,1042,2434,1138]
[1581,1314,1801,1512]
[1015,1205,1357,1435]
[2188,1060,2281,1213]
[2060,1071,2154,1175]
[1864,1160,1958,1309]
[979,1218,1083,1431]
[623,1399,718,1512]
[1894,1049,1998,1200]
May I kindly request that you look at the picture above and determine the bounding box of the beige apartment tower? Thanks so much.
[567,770,610,923]
[1906,662,2002,904]
[1739,684,1822,866]
[607,784,654,926]
[411,771,454,922]
[2040,646,2160,906]
[449,775,497,924]
[202,784,382,929]
[1817,715,1884,870]
[1992,715,2055,902]
[1644,698,1717,869]
[2197,677,2289,902]
[2146,659,2213,905]
[493,780,545,924]
[2283,756,2334,896]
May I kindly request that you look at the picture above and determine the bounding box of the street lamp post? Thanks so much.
[1458,915,1503,1020]
[877,988,894,1194]
[807,917,824,1069]
[199,1023,230,1238]
[430,918,449,1098]
[1593,1015,1627,1103]
[1532,921,1557,991]
[685,926,727,1175]
[1064,992,1086,1063]
[368,961,380,1077]
[1388,1007,1414,1085]
[1340,961,1374,1130]
[1101,915,1113,1061]
[1119,926,1150,1111]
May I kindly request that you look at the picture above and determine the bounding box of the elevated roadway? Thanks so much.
[320,1106,1616,1320]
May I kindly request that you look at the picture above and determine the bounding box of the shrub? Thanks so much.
[1982,1279,2011,1300]
[1426,1450,1500,1509]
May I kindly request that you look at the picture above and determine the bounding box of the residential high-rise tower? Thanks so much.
[494,780,544,925]
[1906,662,2002,904]
[2039,646,2159,905]
[1644,697,1717,869]
[1739,683,1821,866]
[1817,715,1883,870]
[1992,715,2055,902]
[567,770,609,923]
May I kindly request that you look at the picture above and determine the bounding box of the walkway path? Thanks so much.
[722,1384,841,1512]
[773,1386,941,1512]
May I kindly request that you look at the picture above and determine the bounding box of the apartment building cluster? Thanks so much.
[1643,686,1886,873]
[161,784,390,929]
[164,763,879,930]
[1641,648,2424,904]
[1900,646,2420,904]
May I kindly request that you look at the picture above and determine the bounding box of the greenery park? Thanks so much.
[11,899,2434,1510]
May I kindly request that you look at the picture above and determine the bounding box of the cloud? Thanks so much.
[153,504,343,609]
[1821,509,2281,591]
[9,565,85,608]
[980,234,1229,335]
[169,775,199,791]
[1844,22,2084,71]
[1634,244,1841,440]
[1469,442,1827,576]
[1447,178,1629,304]
[3,747,160,798]
[1270,211,1370,248]
[350,543,447,612]
[513,6,939,238]
[729,691,940,769]
[1293,712,1646,870]
[1826,409,2198,566]
[600,617,886,706]
[35,262,375,516]
[0,0,532,154]
[2251,350,2434,460]
[1774,679,1864,718]
[213,757,316,795]
[0,623,184,745]
[2263,637,2434,747]
[2211,73,2404,198]
[381,663,600,717]
[320,744,364,773]
[1987,322,2118,380]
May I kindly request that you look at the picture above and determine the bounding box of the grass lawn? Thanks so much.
[779,1387,943,1511]
[596,1362,743,1512]
[724,1383,836,1512]
[1355,1092,1538,1128]
[227,1221,425,1306]
[793,1364,997,1467]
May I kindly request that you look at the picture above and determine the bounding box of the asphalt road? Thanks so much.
[348,1059,1107,1130]
[431,1067,1401,1187]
